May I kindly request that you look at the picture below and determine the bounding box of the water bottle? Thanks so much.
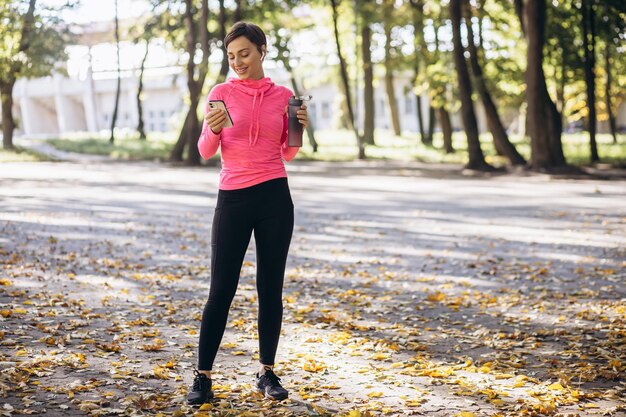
[288,95,311,147]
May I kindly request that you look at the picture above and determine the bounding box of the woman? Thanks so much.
[186,21,308,405]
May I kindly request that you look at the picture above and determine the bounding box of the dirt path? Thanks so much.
[1,160,624,417]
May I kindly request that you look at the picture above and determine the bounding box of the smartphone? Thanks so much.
[208,100,233,128]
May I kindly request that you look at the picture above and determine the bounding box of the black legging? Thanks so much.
[197,178,294,370]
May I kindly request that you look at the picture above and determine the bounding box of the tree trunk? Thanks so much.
[186,93,201,164]
[1,82,16,149]
[414,76,426,143]
[438,107,454,153]
[136,41,149,140]
[426,105,435,144]
[362,21,375,146]
[383,3,401,136]
[464,0,526,165]
[234,0,243,22]
[413,23,426,143]
[557,39,566,124]
[171,110,192,161]
[523,0,566,169]
[410,0,431,145]
[424,9,436,145]
[450,0,492,170]
[330,0,365,158]
[171,0,209,165]
[110,0,121,144]
[582,0,599,162]
[605,43,617,144]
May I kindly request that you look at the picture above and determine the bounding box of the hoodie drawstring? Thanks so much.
[253,90,265,146]
[248,91,258,146]
[248,89,265,147]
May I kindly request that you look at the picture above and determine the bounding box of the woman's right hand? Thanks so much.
[205,109,228,134]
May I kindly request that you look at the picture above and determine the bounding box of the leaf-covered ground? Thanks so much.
[0,160,624,417]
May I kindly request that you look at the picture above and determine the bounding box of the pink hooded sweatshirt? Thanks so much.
[197,77,300,190]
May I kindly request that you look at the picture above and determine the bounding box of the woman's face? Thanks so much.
[227,36,265,80]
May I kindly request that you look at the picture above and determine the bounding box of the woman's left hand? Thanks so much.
[297,105,308,129]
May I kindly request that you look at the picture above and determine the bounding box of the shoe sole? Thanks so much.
[257,387,288,401]
[187,393,214,405]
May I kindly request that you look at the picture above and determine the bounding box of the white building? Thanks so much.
[12,70,186,137]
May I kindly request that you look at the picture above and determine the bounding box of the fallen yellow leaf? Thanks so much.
[547,382,565,391]
[153,365,170,379]
[427,292,445,302]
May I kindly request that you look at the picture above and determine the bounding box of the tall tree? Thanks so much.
[429,14,455,154]
[581,0,599,162]
[450,0,492,170]
[0,0,69,149]
[330,0,365,159]
[520,0,566,169]
[604,42,616,144]
[129,9,161,141]
[109,0,121,144]
[360,0,375,146]
[464,0,526,166]
[383,0,401,136]
[595,0,625,144]
[409,0,427,144]
[136,41,149,140]
[170,0,210,165]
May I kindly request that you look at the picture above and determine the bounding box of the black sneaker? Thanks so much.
[256,369,288,400]
[186,369,214,405]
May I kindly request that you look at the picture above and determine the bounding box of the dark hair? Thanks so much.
[224,22,266,55]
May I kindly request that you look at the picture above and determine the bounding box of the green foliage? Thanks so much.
[0,0,73,84]
[477,0,526,108]
[545,0,626,125]
[298,129,626,167]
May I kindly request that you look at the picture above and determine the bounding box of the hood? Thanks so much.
[227,76,275,95]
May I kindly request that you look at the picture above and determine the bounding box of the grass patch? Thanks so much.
[297,129,626,167]
[0,146,51,163]
[47,132,178,161]
[42,129,625,167]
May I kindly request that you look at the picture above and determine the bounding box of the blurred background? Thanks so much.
[1,0,625,168]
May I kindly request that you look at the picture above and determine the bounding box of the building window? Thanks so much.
[309,103,317,123]
[379,100,386,116]
[321,102,330,119]
[149,111,154,119]
[405,96,413,114]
